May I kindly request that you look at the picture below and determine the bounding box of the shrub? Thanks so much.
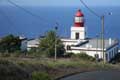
[71,52,95,61]
[0,59,29,80]
[1,53,10,57]
[32,72,52,80]
[64,52,74,58]
[0,34,21,53]
[10,51,21,57]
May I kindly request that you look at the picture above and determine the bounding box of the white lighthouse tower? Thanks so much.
[71,9,86,40]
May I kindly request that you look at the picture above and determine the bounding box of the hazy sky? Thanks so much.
[1,0,120,7]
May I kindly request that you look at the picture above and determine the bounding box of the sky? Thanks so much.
[1,0,120,7]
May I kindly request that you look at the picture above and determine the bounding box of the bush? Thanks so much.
[64,52,74,58]
[0,34,21,53]
[0,59,29,80]
[32,72,52,80]
[1,53,10,57]
[9,50,22,57]
[71,52,95,61]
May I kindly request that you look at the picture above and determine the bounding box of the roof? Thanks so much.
[61,38,87,43]
[78,38,118,49]
[27,39,39,46]
[75,9,84,17]
[71,38,119,51]
[19,36,27,40]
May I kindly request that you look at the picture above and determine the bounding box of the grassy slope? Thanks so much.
[0,59,30,80]
[0,57,120,80]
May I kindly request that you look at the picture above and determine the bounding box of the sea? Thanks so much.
[0,6,120,39]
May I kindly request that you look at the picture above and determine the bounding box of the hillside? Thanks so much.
[0,57,120,80]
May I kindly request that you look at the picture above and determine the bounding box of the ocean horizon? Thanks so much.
[0,6,120,39]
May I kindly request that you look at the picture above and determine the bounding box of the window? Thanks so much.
[108,52,111,59]
[109,52,111,59]
[114,48,116,54]
[105,53,108,61]
[112,50,114,57]
[115,48,117,53]
[94,54,99,59]
[75,33,79,39]
[67,45,71,50]
[117,47,119,53]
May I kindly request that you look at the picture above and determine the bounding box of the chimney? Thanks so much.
[109,38,112,45]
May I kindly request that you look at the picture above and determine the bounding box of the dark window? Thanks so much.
[117,47,119,53]
[94,54,99,59]
[112,50,114,57]
[67,45,71,50]
[106,53,108,61]
[75,33,79,39]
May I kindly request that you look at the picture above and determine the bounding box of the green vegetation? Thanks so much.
[39,30,65,57]
[0,59,29,80]
[0,57,119,80]
[71,52,96,61]
[32,72,52,80]
[0,34,21,53]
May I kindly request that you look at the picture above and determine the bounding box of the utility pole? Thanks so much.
[95,34,99,61]
[54,23,58,61]
[101,16,105,63]
[96,34,98,54]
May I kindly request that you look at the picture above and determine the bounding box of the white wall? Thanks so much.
[65,44,119,62]
[66,49,103,59]
[71,27,85,40]
[21,40,27,51]
[106,45,119,61]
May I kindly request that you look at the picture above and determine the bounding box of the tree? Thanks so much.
[39,30,65,57]
[0,34,21,53]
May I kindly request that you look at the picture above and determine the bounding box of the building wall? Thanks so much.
[27,44,39,51]
[21,40,27,51]
[65,44,119,62]
[71,27,85,40]
[106,44,119,61]
[62,41,78,50]
[66,49,102,59]
[27,39,39,51]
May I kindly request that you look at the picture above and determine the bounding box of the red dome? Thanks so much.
[75,9,84,17]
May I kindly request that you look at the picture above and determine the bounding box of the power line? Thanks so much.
[80,0,117,38]
[7,0,60,36]
[0,0,60,37]
[7,0,54,25]
[0,8,21,35]
[0,9,15,27]
[79,0,100,18]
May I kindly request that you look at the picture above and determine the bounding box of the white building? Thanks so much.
[19,36,27,52]
[61,9,119,62]
[20,37,39,51]
[27,39,39,51]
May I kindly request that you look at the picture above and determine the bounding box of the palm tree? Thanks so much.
[39,30,65,57]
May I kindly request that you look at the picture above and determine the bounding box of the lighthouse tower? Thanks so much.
[71,9,86,40]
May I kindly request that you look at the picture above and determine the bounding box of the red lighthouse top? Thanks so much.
[74,9,84,27]
[75,9,84,17]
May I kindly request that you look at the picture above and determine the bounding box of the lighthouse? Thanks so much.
[71,9,86,40]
